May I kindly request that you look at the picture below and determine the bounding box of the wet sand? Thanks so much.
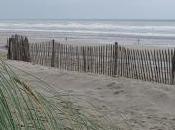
[1,30,175,48]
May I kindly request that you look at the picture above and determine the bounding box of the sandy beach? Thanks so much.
[2,19,175,129]
[7,60,175,130]
[2,0,175,129]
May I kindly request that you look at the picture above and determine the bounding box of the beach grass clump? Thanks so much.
[0,52,7,60]
[0,60,119,130]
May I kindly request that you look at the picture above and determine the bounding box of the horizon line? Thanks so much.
[0,18,175,21]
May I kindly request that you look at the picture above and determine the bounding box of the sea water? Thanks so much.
[0,19,175,46]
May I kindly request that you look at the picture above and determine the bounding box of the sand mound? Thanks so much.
[7,60,175,130]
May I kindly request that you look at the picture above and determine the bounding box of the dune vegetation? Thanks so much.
[0,59,119,130]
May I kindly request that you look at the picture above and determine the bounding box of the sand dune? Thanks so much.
[7,60,175,130]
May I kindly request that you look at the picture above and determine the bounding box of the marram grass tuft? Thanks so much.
[0,60,119,130]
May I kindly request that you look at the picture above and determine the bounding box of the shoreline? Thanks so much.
[0,30,175,48]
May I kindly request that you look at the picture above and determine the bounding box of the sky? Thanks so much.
[0,0,174,19]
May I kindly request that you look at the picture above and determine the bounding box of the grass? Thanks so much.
[0,52,7,60]
[0,60,120,130]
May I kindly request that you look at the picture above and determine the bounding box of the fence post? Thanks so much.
[83,47,86,72]
[24,37,30,62]
[114,42,118,76]
[7,38,12,59]
[51,39,55,67]
[171,50,175,84]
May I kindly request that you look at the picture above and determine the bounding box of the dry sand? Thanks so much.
[7,60,175,130]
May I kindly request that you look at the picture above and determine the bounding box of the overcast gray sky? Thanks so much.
[0,0,174,19]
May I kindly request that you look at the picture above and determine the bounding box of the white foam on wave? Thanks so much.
[1,22,175,32]
[1,28,175,38]
[1,20,175,40]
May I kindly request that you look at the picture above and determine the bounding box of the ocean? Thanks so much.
[0,19,175,47]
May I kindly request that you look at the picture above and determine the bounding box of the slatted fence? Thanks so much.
[8,35,175,85]
[29,40,175,85]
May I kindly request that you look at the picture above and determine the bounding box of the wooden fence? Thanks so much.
[8,35,175,85]
[8,35,30,62]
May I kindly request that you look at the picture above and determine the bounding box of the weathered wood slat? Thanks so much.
[144,50,149,81]
[124,48,127,77]
[133,49,138,79]
[126,49,129,78]
[167,49,171,84]
[163,50,167,84]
